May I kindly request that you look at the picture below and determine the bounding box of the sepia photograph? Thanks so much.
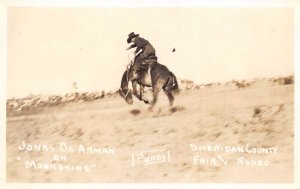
[1,0,299,187]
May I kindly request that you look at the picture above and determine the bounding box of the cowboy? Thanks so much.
[126,32,157,78]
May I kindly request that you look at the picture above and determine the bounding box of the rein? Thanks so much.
[120,86,131,99]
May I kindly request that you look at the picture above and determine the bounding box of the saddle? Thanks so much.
[140,55,157,70]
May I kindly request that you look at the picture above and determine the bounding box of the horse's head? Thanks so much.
[119,88,133,105]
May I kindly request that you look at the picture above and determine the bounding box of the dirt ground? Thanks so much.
[6,81,294,182]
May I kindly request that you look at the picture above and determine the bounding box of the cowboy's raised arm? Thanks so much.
[135,46,142,53]
[126,43,136,50]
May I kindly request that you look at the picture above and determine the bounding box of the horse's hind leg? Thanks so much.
[149,72,165,111]
[149,88,159,111]
[164,89,174,106]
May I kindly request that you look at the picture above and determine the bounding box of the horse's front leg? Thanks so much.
[132,80,142,101]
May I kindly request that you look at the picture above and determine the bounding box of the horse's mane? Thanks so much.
[120,70,129,88]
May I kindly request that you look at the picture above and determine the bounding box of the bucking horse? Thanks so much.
[119,57,179,110]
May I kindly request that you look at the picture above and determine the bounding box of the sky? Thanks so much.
[7,7,293,98]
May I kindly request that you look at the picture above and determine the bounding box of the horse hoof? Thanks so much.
[148,106,154,112]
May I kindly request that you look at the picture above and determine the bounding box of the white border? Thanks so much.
[293,2,300,189]
[0,0,299,189]
[0,0,299,7]
[0,0,7,188]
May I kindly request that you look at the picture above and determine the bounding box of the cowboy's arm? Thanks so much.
[126,43,136,50]
[135,46,142,53]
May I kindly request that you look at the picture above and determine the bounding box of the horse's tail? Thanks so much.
[169,72,180,93]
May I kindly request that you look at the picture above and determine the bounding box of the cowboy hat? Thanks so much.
[127,32,139,43]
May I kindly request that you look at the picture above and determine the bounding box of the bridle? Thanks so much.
[123,88,131,99]
[120,69,131,99]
